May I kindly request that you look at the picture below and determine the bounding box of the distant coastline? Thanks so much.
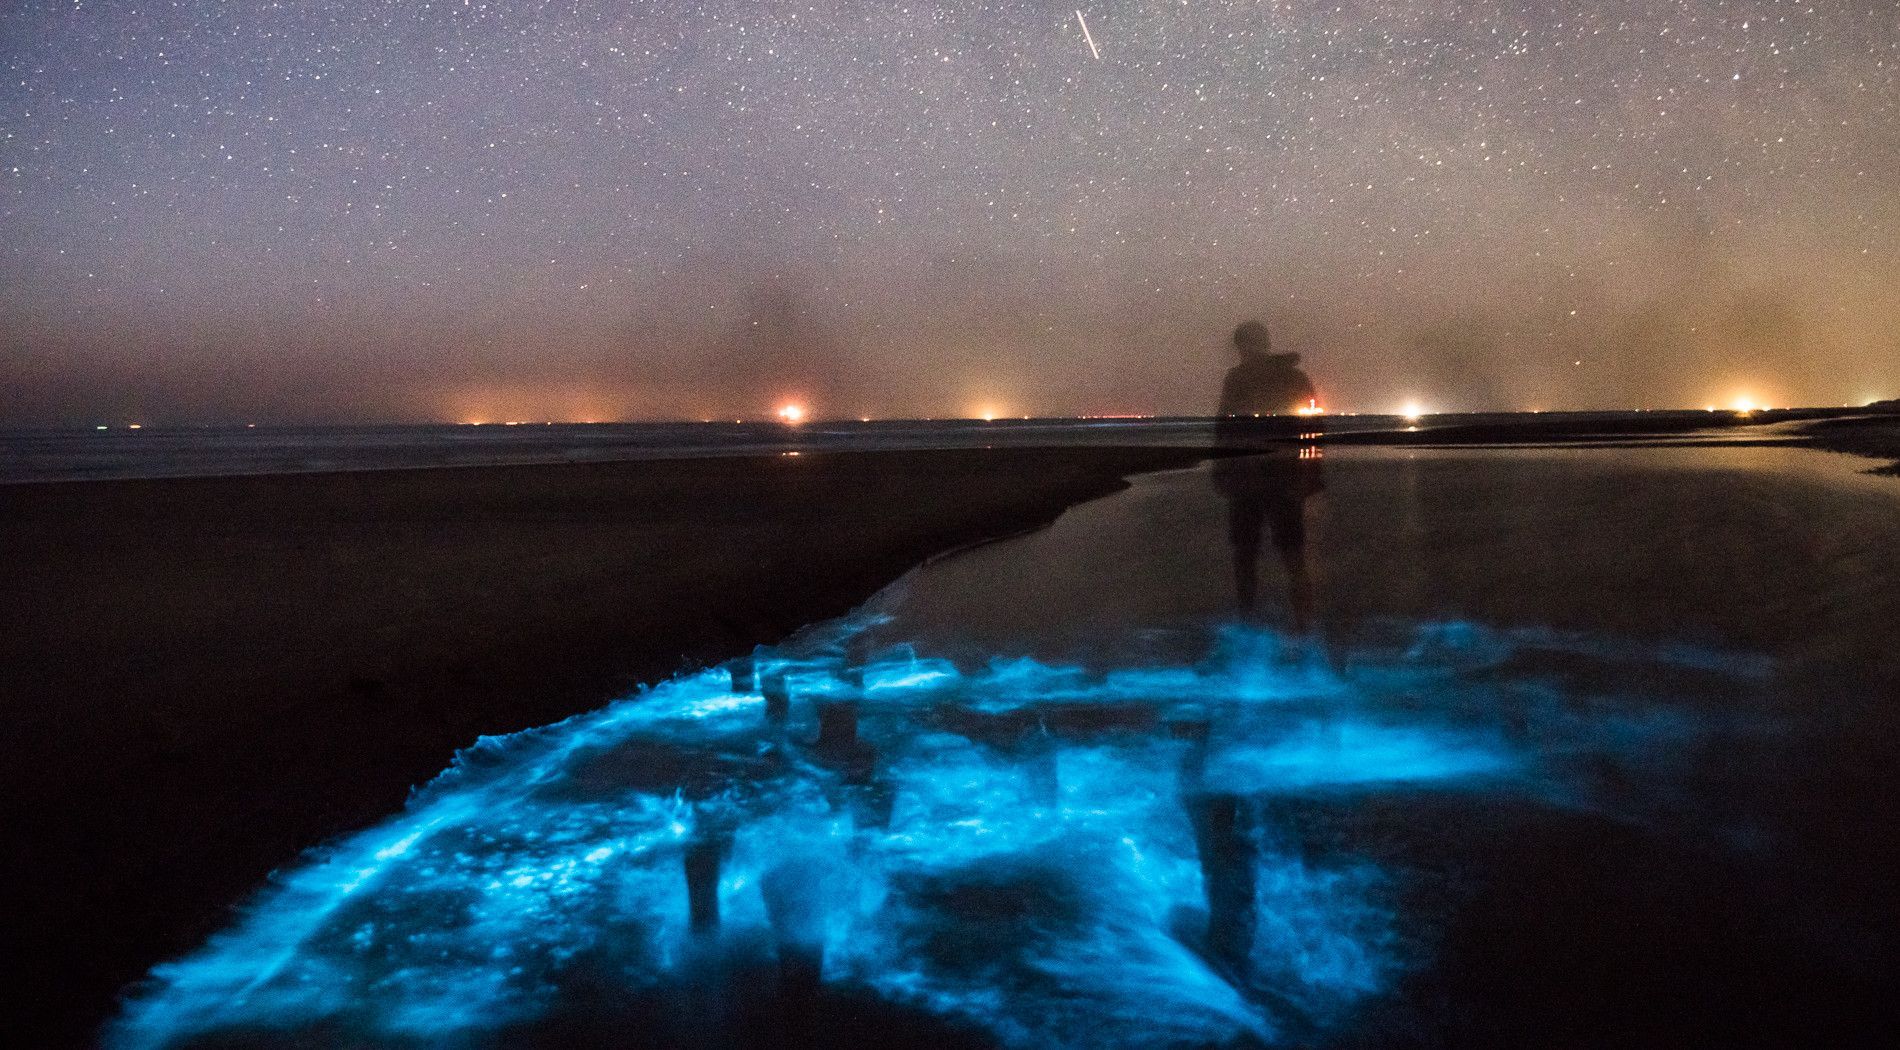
[4,406,1893,484]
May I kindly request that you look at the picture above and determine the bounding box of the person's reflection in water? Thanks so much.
[1210,320,1325,631]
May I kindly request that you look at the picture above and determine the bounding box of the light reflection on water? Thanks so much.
[109,613,1774,1049]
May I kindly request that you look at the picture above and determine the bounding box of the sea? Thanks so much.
[0,412,1729,484]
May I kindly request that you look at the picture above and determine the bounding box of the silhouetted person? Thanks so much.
[1216,320,1316,425]
[1210,320,1323,629]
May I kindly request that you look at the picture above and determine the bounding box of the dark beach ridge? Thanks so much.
[0,446,1203,1047]
[1797,409,1900,474]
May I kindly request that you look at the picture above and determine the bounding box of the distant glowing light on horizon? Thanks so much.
[1400,402,1424,423]
[777,404,807,424]
[1294,399,1324,417]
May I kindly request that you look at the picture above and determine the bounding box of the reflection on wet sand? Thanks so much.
[1210,441,1324,630]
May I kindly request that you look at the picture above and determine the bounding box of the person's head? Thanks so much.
[1233,320,1271,355]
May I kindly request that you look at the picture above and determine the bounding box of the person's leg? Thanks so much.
[1267,499,1313,634]
[1226,496,1265,614]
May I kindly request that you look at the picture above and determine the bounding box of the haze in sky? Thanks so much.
[2,1,1895,424]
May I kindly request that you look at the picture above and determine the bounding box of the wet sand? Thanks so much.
[0,446,1202,1047]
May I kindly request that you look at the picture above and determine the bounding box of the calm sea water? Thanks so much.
[0,412,1731,483]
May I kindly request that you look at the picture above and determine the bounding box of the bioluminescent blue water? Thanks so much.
[108,616,1772,1049]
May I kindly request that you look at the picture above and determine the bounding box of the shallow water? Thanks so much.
[109,447,1900,1048]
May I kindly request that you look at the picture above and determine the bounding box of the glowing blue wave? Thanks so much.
[107,618,1769,1048]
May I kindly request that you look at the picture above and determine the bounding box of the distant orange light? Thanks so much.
[1294,398,1324,417]
[777,404,807,424]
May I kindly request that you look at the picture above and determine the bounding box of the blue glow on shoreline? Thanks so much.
[108,618,1771,1049]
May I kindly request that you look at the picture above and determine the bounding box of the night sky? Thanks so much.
[3,2,1894,425]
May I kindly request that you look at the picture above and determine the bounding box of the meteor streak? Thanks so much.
[1075,9,1101,61]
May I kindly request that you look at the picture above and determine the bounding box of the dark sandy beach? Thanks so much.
[0,446,1204,1047]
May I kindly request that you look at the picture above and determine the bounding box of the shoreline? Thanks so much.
[1,445,1205,1047]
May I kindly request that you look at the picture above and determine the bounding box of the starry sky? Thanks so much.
[2,1,1895,424]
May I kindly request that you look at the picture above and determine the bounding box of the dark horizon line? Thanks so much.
[4,403,1895,432]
